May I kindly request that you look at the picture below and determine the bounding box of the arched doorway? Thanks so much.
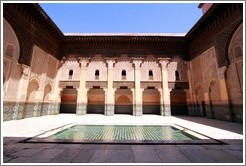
[115,88,133,114]
[43,83,52,101]
[26,79,39,101]
[60,88,77,113]
[42,83,52,116]
[142,88,160,115]
[170,89,188,115]
[226,23,243,122]
[87,88,105,114]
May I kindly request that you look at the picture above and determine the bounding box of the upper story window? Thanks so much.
[149,70,153,80]
[122,70,126,80]
[95,70,99,80]
[69,70,73,79]
[175,70,180,81]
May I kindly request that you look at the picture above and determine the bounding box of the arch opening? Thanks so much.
[142,88,160,115]
[60,88,77,114]
[87,88,105,114]
[115,88,133,114]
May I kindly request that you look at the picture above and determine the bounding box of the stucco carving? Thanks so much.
[87,61,107,81]
[201,47,219,92]
[59,57,81,81]
[114,61,134,81]
[141,60,161,81]
[167,56,188,81]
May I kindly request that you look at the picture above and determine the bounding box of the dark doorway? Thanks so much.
[142,88,160,115]
[115,89,133,114]
[170,89,188,115]
[60,88,77,113]
[201,101,206,117]
[87,88,105,114]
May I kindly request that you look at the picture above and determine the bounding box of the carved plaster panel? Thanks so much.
[59,57,81,81]
[201,47,219,91]
[87,61,107,81]
[114,61,134,81]
[140,61,161,81]
[167,56,188,81]
[113,81,135,89]
[86,81,107,89]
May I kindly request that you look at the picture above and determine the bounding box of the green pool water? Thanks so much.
[48,125,198,142]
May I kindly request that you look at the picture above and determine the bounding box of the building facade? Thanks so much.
[2,3,243,122]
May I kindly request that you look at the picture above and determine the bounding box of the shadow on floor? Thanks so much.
[173,115,243,135]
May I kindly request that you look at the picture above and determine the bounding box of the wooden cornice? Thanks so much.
[3,3,243,64]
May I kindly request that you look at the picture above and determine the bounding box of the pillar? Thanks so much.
[50,61,63,115]
[76,58,88,115]
[133,59,143,116]
[187,62,194,115]
[17,65,30,101]
[159,59,171,116]
[105,59,115,116]
[13,64,30,119]
[158,88,164,116]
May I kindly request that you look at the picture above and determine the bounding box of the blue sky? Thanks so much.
[40,3,202,34]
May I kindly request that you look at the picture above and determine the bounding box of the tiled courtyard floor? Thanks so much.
[2,114,244,164]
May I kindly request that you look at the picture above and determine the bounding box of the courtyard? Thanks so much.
[2,114,244,163]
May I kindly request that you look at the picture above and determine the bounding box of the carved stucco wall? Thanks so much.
[141,61,161,82]
[46,56,58,85]
[201,47,221,102]
[30,45,58,96]
[3,18,22,101]
[167,56,188,82]
[87,55,107,81]
[190,56,203,94]
[114,61,134,81]
[59,57,80,81]
[226,23,243,105]
[191,46,221,102]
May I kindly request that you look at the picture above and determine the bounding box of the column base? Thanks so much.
[105,104,114,116]
[162,104,171,116]
[76,103,87,115]
[133,104,142,116]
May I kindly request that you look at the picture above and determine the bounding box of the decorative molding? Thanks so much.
[113,81,135,89]
[86,81,107,88]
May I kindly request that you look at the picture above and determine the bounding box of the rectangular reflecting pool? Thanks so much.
[49,125,197,141]
[25,124,222,144]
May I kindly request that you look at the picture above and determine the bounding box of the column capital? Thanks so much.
[133,59,142,69]
[21,64,30,77]
[79,58,88,69]
[106,59,115,69]
[159,58,170,70]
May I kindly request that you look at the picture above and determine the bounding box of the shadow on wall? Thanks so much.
[60,87,77,114]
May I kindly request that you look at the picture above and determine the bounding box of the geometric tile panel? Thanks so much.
[49,125,198,141]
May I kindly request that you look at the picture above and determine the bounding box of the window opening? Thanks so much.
[175,71,180,81]
[149,70,153,80]
[122,70,126,80]
[69,70,73,79]
[95,70,99,80]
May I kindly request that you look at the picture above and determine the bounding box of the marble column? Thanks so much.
[76,58,88,115]
[17,65,30,101]
[14,65,30,119]
[158,88,164,116]
[50,61,63,115]
[187,61,195,115]
[105,59,115,116]
[159,59,171,116]
[133,59,143,116]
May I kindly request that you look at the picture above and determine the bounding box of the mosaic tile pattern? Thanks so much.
[3,102,60,121]
[49,125,198,141]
